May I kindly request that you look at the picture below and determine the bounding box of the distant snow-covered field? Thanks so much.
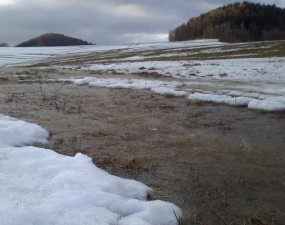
[0,40,224,67]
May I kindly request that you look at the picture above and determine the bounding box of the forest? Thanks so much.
[16,33,92,47]
[169,1,285,42]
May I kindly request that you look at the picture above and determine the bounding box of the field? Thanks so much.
[1,40,285,224]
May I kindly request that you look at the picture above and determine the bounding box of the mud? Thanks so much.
[1,67,285,224]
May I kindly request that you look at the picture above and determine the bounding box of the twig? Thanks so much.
[203,201,227,225]
[276,179,285,192]
[180,110,185,120]
[173,211,182,225]
[55,83,66,95]
[54,100,60,113]
[39,82,46,100]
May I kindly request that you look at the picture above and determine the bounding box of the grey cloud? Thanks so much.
[0,0,284,46]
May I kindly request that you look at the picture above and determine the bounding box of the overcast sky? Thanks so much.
[0,0,284,46]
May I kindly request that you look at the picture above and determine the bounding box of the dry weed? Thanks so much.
[82,129,111,137]
[249,215,268,225]
[123,157,144,170]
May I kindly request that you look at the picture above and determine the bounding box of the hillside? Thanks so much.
[16,33,92,47]
[1,40,285,224]
[169,1,285,42]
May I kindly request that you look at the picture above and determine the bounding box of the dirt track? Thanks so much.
[1,67,285,224]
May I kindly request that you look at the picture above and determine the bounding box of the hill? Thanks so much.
[169,1,285,42]
[16,33,92,47]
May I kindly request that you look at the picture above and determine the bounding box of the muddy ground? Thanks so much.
[1,67,285,224]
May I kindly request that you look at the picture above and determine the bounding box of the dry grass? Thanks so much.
[137,71,163,78]
[0,77,9,83]
[123,157,146,171]
[187,110,209,118]
[82,129,112,137]
[91,154,154,176]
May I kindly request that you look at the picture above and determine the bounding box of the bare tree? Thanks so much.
[168,30,176,42]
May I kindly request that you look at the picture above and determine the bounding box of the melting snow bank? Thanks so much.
[248,96,285,112]
[188,93,285,112]
[151,87,188,97]
[0,114,182,225]
[0,114,49,148]
[0,148,182,225]
[61,77,285,112]
[61,77,182,89]
[60,77,186,97]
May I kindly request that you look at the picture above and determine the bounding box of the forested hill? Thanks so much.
[16,33,92,47]
[169,1,285,42]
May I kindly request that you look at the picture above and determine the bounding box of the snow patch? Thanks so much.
[0,114,49,147]
[151,87,188,97]
[248,96,285,112]
[0,115,182,225]
[62,77,182,91]
[188,93,231,104]
[225,97,255,107]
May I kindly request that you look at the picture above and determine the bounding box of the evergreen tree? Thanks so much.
[169,1,285,42]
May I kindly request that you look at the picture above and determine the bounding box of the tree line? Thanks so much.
[169,1,285,42]
[0,42,9,47]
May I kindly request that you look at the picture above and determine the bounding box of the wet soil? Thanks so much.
[1,67,285,224]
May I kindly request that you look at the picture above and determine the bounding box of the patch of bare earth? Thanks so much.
[1,67,285,224]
